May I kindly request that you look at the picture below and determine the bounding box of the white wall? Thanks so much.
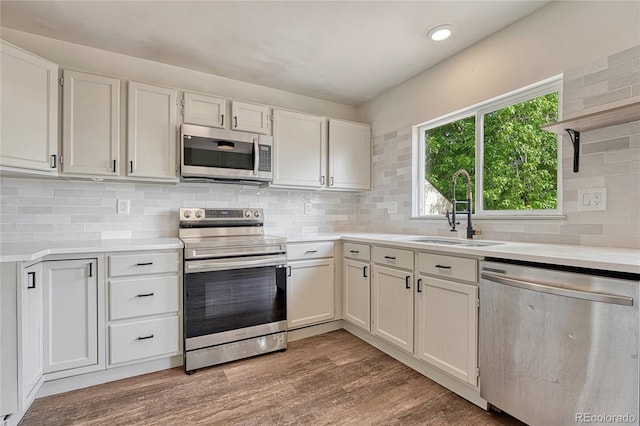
[0,28,357,120]
[355,1,640,248]
[357,1,640,136]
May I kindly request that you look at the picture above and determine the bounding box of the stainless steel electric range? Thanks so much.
[178,208,287,373]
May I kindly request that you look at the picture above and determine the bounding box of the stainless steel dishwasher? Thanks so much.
[479,259,639,426]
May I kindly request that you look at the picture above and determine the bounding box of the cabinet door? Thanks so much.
[127,81,178,180]
[415,275,478,386]
[343,259,370,331]
[328,119,371,191]
[272,109,327,188]
[371,265,413,352]
[183,92,226,128]
[0,41,58,173]
[43,259,98,374]
[20,263,43,407]
[287,259,334,328]
[231,100,269,134]
[62,70,120,176]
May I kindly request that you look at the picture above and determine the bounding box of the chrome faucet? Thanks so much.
[445,169,476,239]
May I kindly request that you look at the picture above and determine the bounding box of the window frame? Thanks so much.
[412,75,563,219]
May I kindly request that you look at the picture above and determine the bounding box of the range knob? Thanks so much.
[254,210,261,218]
[195,210,204,219]
[244,210,252,218]
[183,210,192,219]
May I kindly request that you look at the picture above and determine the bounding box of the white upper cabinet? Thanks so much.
[127,81,178,180]
[61,70,120,176]
[231,100,270,134]
[328,119,371,191]
[0,41,58,174]
[182,91,226,128]
[272,108,327,189]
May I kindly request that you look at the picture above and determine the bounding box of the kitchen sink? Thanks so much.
[400,237,505,247]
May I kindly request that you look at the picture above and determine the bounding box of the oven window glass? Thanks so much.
[183,136,255,170]
[185,266,286,338]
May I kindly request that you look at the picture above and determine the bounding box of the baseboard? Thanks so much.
[36,355,182,398]
[342,322,488,410]
[287,320,343,342]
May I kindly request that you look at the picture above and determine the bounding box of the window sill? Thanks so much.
[410,214,567,221]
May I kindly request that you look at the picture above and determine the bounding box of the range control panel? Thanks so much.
[179,208,263,223]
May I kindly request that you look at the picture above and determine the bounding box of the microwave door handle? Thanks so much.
[253,138,259,176]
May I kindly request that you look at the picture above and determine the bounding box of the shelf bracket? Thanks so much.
[566,129,580,173]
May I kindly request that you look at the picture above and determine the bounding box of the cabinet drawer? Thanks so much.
[108,252,179,277]
[372,246,414,270]
[418,253,478,283]
[109,275,179,321]
[109,316,179,365]
[287,242,334,261]
[344,242,371,261]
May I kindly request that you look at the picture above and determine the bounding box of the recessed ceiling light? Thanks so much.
[427,24,455,41]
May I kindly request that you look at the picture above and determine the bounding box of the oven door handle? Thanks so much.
[185,256,286,273]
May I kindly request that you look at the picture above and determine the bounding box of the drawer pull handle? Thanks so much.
[136,292,154,298]
[435,264,451,269]
[136,262,154,266]
[305,250,318,254]
[417,278,423,293]
[384,256,396,261]
[405,275,411,289]
[137,334,154,341]
[350,250,360,254]
[27,271,36,289]
[363,266,368,278]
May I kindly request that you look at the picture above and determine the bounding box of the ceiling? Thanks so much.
[0,1,550,105]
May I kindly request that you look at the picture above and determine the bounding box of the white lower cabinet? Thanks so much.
[107,250,180,366]
[343,243,371,332]
[287,259,335,328]
[42,259,99,375]
[415,275,479,386]
[20,263,43,408]
[371,265,414,353]
[109,317,179,365]
[286,242,335,329]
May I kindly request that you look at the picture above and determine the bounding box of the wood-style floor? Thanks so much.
[21,330,524,425]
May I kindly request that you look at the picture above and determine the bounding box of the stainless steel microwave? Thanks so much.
[180,124,272,183]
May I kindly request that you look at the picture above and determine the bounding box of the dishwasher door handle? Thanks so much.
[481,272,634,306]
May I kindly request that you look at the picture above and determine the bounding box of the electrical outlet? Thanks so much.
[117,199,130,215]
[577,188,607,211]
[304,203,312,214]
[388,201,397,214]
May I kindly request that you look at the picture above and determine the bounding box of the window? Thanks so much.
[414,76,562,218]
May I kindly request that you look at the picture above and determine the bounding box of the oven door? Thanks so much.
[184,257,286,351]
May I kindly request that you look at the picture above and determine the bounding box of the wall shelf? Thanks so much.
[541,101,640,172]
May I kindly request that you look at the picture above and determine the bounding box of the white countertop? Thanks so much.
[289,233,640,275]
[0,238,183,263]
[2,234,638,274]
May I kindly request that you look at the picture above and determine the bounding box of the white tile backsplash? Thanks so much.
[0,179,359,243]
